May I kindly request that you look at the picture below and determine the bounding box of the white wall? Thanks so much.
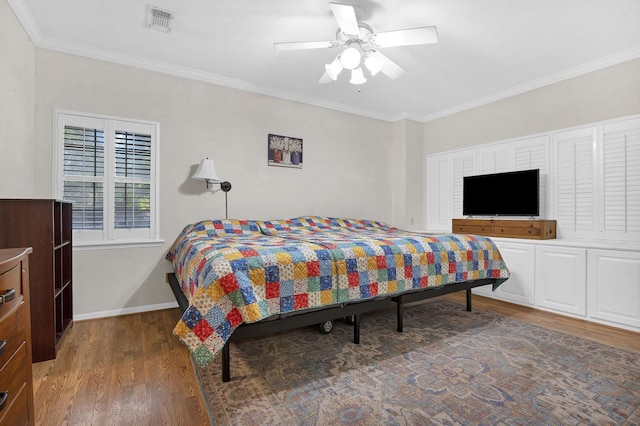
[0,0,35,197]
[33,50,396,317]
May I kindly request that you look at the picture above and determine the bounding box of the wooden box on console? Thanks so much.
[452,219,557,240]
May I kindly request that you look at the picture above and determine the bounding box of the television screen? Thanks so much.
[463,169,540,216]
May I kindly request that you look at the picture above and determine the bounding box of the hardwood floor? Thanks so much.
[31,309,209,426]
[31,294,640,425]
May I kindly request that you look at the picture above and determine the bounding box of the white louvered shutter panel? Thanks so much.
[478,145,511,174]
[452,151,476,218]
[552,128,596,239]
[514,136,549,218]
[426,155,453,231]
[601,118,640,240]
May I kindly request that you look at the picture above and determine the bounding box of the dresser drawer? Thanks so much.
[0,384,28,426]
[0,342,28,423]
[0,302,27,370]
[0,264,21,318]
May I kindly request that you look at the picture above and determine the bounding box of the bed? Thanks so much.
[166,216,510,381]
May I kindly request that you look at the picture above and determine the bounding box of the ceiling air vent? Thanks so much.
[146,6,173,33]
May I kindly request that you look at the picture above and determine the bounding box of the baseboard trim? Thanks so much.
[73,301,179,321]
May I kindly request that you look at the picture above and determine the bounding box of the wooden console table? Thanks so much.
[452,219,556,240]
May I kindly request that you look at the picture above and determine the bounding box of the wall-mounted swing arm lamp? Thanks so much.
[192,158,232,219]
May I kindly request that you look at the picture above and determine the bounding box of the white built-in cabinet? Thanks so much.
[427,113,640,333]
[587,250,640,329]
[535,245,587,317]
[474,241,535,306]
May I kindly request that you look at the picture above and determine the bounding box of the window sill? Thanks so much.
[72,239,166,251]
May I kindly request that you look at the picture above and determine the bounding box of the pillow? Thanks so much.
[188,219,261,236]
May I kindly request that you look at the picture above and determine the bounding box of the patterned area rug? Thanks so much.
[192,299,640,425]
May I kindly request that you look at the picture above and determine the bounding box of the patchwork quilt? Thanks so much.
[167,217,510,366]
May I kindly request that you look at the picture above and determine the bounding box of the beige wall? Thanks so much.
[0,0,35,197]
[423,58,640,156]
[34,50,395,317]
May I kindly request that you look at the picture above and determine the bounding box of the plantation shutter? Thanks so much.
[56,112,158,245]
[553,128,596,238]
[479,147,510,174]
[514,136,549,218]
[62,122,105,231]
[114,129,152,229]
[426,154,452,231]
[601,118,640,240]
[452,152,476,218]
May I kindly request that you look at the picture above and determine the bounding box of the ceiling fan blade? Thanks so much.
[373,26,438,47]
[371,51,406,79]
[318,72,334,84]
[274,41,338,51]
[329,3,360,36]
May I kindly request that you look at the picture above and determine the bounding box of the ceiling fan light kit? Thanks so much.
[274,2,438,86]
[349,67,367,85]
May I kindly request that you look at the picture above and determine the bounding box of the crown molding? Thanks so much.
[422,46,640,122]
[7,0,42,44]
[9,0,640,125]
[36,36,400,123]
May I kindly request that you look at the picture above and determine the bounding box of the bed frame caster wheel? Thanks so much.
[318,320,333,334]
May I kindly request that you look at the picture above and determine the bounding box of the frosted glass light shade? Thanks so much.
[325,57,343,81]
[193,158,221,184]
[364,52,383,76]
[349,67,367,85]
[340,46,361,70]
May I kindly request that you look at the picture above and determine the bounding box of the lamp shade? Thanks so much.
[193,158,221,183]
[349,67,367,85]
[325,57,343,81]
[364,51,383,76]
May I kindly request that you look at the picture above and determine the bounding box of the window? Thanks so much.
[54,111,160,247]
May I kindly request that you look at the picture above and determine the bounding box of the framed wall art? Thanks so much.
[268,134,303,168]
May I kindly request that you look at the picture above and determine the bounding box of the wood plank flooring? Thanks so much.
[32,308,209,426]
[32,294,640,425]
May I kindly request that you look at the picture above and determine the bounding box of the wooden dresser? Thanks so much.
[0,248,34,425]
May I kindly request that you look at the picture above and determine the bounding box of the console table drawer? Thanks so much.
[494,226,542,238]
[453,224,493,234]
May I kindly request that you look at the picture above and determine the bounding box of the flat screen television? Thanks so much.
[463,169,540,216]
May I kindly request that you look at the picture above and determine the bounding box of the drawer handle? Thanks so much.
[0,392,7,412]
[0,288,15,305]
[0,340,5,357]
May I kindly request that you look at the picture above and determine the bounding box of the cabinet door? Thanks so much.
[587,249,640,329]
[493,242,535,305]
[472,241,535,306]
[535,246,587,316]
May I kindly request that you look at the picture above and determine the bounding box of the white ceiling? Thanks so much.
[10,0,640,122]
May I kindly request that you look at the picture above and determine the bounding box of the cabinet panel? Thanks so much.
[587,250,640,328]
[535,246,587,316]
[492,242,535,305]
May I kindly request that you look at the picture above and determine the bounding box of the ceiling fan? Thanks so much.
[273,2,438,85]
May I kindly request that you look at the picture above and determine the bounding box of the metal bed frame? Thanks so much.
[167,272,497,382]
